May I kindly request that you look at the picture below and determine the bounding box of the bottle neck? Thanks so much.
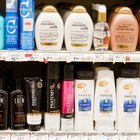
[98,12,106,22]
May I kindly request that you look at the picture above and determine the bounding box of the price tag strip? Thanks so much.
[0,133,10,140]
[43,53,59,63]
[11,133,30,140]
[30,133,49,140]
[49,133,67,140]
[67,133,81,140]
[100,134,120,140]
[120,133,140,140]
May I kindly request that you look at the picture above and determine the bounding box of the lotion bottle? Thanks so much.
[94,70,116,131]
[116,69,140,131]
[64,6,93,51]
[35,5,64,51]
[75,69,94,131]
[110,7,138,52]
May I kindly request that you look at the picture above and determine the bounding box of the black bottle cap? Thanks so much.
[16,79,22,89]
[76,69,94,80]
[64,64,74,80]
[121,69,138,78]
[47,63,59,79]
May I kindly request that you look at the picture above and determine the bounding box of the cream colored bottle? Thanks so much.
[64,6,93,51]
[35,6,64,51]
[110,7,139,52]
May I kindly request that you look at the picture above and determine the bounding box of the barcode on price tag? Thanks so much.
[0,134,10,140]
[11,134,30,140]
[113,54,125,62]
[67,133,81,140]
[92,54,104,62]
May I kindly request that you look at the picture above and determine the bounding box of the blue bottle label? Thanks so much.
[5,17,19,49]
[124,100,136,112]
[79,98,91,111]
[20,0,34,50]
[100,99,113,112]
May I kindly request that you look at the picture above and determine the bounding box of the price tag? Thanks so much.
[43,53,59,62]
[0,134,10,140]
[82,134,99,140]
[113,54,125,63]
[67,133,81,140]
[6,52,25,62]
[121,134,139,140]
[30,134,48,140]
[92,54,104,62]
[100,134,119,140]
[11,133,30,140]
[49,133,67,140]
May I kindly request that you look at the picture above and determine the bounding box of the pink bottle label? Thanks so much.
[62,81,75,114]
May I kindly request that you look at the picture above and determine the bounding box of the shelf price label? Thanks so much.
[92,54,104,62]
[30,134,48,140]
[6,52,25,62]
[11,133,30,140]
[100,134,120,140]
[112,54,126,63]
[67,53,93,63]
[67,133,81,140]
[121,134,140,140]
[43,53,59,63]
[0,134,10,140]
[49,133,67,140]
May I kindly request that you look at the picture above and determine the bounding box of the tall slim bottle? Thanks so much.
[61,64,75,131]
[0,79,8,130]
[0,13,4,50]
[44,63,61,131]
[10,79,26,130]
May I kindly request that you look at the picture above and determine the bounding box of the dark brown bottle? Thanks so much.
[10,79,26,130]
[0,79,8,130]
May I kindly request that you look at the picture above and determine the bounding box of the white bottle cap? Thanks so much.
[95,121,114,131]
[61,118,74,131]
[95,67,110,79]
[44,113,60,131]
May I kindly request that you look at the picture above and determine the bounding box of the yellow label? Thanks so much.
[117,45,131,49]
[41,42,57,46]
[71,43,87,47]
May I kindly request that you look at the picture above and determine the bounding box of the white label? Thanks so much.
[0,134,10,140]
[70,22,89,47]
[121,134,140,140]
[11,134,30,140]
[23,18,33,31]
[39,20,58,46]
[67,134,81,140]
[31,134,48,140]
[61,118,74,131]
[27,114,42,125]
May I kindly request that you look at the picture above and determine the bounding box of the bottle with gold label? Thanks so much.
[35,5,64,51]
[92,4,110,51]
[64,5,93,51]
[110,7,139,52]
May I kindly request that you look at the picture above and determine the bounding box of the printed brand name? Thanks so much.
[6,19,17,34]
[31,83,37,106]
[50,83,55,109]
[66,90,71,113]
[14,97,25,104]
[100,94,112,98]
[124,95,136,98]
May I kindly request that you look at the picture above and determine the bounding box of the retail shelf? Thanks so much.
[0,50,140,63]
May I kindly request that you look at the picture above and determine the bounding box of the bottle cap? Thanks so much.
[47,63,60,79]
[121,69,138,78]
[42,5,57,12]
[72,6,87,13]
[64,64,74,80]
[76,69,94,80]
[117,7,132,14]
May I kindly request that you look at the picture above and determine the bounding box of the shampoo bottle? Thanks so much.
[0,13,4,50]
[10,79,26,130]
[0,79,8,130]
[110,7,139,52]
[64,6,93,51]
[35,5,64,51]
[75,69,94,131]
[5,0,19,50]
[116,69,140,131]
[94,70,116,131]
[44,63,61,131]
[61,64,75,131]
[24,77,43,131]
[20,0,35,50]
[92,4,110,51]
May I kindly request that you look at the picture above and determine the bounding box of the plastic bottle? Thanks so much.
[64,6,93,51]
[61,64,75,131]
[116,69,140,131]
[35,5,64,51]
[92,4,110,51]
[0,13,4,50]
[5,0,19,50]
[20,0,35,50]
[94,70,116,131]
[110,7,139,52]
[75,69,94,131]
